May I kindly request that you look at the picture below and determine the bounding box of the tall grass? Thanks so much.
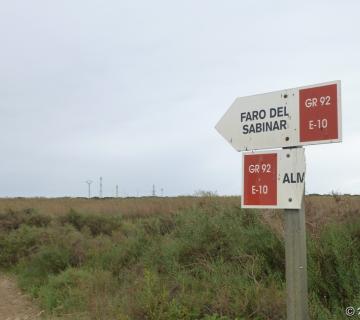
[0,197,359,319]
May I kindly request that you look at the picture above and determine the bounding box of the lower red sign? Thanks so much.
[243,153,277,206]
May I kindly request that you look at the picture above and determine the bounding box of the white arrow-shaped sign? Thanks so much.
[215,81,341,151]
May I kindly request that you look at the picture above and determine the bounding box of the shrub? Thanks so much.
[38,268,116,319]
[16,246,71,297]
[44,224,90,268]
[115,208,286,319]
[0,209,50,232]
[1,201,359,320]
[0,225,48,268]
[59,210,122,236]
[308,218,360,316]
[87,230,150,276]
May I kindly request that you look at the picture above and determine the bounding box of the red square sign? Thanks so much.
[243,153,277,206]
[299,84,339,142]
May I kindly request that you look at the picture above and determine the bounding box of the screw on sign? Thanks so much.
[300,83,339,142]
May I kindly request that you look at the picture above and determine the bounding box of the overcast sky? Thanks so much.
[1,0,359,197]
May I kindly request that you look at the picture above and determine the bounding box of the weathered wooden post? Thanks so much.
[284,192,308,319]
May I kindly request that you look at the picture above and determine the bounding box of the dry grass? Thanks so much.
[261,195,360,237]
[0,196,240,218]
[0,195,359,236]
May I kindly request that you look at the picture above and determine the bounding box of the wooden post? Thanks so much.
[284,193,309,320]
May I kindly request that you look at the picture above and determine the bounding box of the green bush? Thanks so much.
[17,245,71,297]
[86,229,150,277]
[38,268,116,319]
[0,209,50,231]
[59,209,122,236]
[44,224,90,268]
[1,204,360,320]
[39,268,91,313]
[0,225,48,268]
[115,208,286,319]
[308,219,360,319]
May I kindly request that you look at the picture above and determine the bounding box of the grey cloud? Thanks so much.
[1,0,359,197]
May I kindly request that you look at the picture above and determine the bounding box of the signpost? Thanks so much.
[216,81,342,320]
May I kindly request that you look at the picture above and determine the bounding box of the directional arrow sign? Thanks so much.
[242,148,306,209]
[216,81,341,151]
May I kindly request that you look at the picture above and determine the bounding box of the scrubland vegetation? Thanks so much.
[0,195,360,319]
